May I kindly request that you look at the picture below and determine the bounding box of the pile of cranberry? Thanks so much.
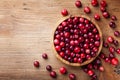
[33,0,120,80]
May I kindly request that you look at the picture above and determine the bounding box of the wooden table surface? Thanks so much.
[0,0,120,80]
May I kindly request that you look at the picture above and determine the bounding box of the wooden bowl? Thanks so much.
[52,15,103,67]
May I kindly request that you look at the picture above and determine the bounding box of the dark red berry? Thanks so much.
[111,58,119,66]
[111,15,117,21]
[109,21,116,28]
[69,73,76,80]
[61,9,68,16]
[59,67,67,74]
[91,0,98,7]
[102,12,110,18]
[99,66,104,72]
[107,36,114,43]
[75,0,82,8]
[46,65,52,71]
[42,53,48,59]
[100,0,107,7]
[84,6,91,14]
[109,46,115,53]
[50,71,57,78]
[103,42,109,48]
[113,40,119,46]
[74,47,80,53]
[116,48,120,54]
[87,70,94,76]
[114,31,120,37]
[94,14,100,20]
[100,6,106,12]
[33,61,40,68]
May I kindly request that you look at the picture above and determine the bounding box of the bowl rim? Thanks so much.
[52,15,103,66]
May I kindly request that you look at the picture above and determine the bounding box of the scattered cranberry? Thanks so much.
[59,67,67,74]
[109,53,115,58]
[103,42,109,48]
[75,0,82,8]
[33,61,40,68]
[111,58,119,66]
[91,0,98,7]
[87,70,94,76]
[94,14,100,20]
[42,53,48,59]
[100,52,106,59]
[84,6,91,14]
[109,46,115,53]
[113,40,119,46]
[107,36,114,43]
[114,31,120,37]
[102,12,110,18]
[100,0,107,7]
[116,48,120,54]
[46,65,52,71]
[61,9,68,16]
[50,71,57,78]
[111,15,117,21]
[109,21,116,28]
[99,66,104,72]
[100,6,106,12]
[91,74,97,80]
[105,57,111,63]
[69,73,76,80]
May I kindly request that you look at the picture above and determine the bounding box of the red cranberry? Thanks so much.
[94,14,100,20]
[99,66,104,72]
[87,70,94,76]
[102,12,110,18]
[59,52,65,58]
[105,57,111,63]
[111,58,119,66]
[74,57,78,63]
[77,58,83,63]
[75,0,82,8]
[33,61,40,68]
[74,47,80,53]
[79,17,84,23]
[69,73,76,80]
[86,55,91,60]
[50,71,57,78]
[114,31,120,37]
[94,41,100,47]
[62,21,67,27]
[103,42,109,48]
[93,28,98,34]
[85,19,90,24]
[107,36,114,43]
[60,42,65,47]
[87,64,93,69]
[109,21,116,28]
[95,34,100,40]
[46,65,52,71]
[109,46,115,53]
[113,40,119,46]
[93,64,99,69]
[93,47,98,52]
[55,34,61,39]
[85,49,90,54]
[59,67,67,74]
[84,43,89,49]
[61,9,68,16]
[100,0,107,7]
[100,52,106,59]
[91,0,98,7]
[74,40,79,45]
[91,74,97,80]
[109,53,115,58]
[42,53,48,59]
[80,53,86,58]
[55,46,61,51]
[100,6,106,12]
[54,39,60,45]
[111,15,117,21]
[91,51,96,57]
[116,48,120,54]
[84,6,91,14]
[64,32,70,38]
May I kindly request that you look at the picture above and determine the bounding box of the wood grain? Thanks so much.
[0,0,119,80]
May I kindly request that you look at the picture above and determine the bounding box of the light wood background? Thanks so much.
[0,0,120,80]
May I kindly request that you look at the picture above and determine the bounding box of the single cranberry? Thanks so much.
[94,41,100,47]
[69,73,76,80]
[76,53,80,58]
[105,57,111,63]
[100,0,107,7]
[42,53,48,59]
[59,67,67,74]
[107,36,114,43]
[100,6,106,12]
[74,57,78,63]
[85,49,91,54]
[65,38,70,43]
[111,58,119,66]
[87,64,93,69]
[93,47,98,52]
[74,40,79,45]
[50,71,57,78]
[102,12,110,18]
[95,34,100,40]
[113,40,119,46]
[94,14,100,20]
[78,37,84,42]
[60,42,65,47]
[111,15,117,21]
[86,55,91,60]
[95,58,101,65]
[79,17,84,23]
[54,39,60,45]
[84,43,89,49]
[91,0,98,7]
[99,66,104,72]
[80,53,86,58]
[75,0,82,8]
[74,47,80,53]
[55,46,61,51]
[89,43,94,48]
[91,51,96,57]
[61,21,67,27]
[103,42,109,48]
[91,74,97,79]
[33,61,40,68]
[70,52,76,58]
[114,31,120,37]
[85,19,90,24]
[65,50,71,56]
[109,46,115,53]
[109,53,115,58]
[100,52,106,59]
[46,65,52,71]
[84,6,91,14]
[64,32,70,38]
[61,9,68,16]
[82,67,88,73]
[109,21,116,28]
[59,52,65,58]
[55,34,61,39]
[87,70,94,76]
[70,46,74,51]
[92,28,98,34]
[77,58,83,63]
[116,48,120,54]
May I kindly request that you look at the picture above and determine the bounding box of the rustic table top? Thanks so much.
[0,0,120,80]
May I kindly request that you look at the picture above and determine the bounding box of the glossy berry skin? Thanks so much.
[84,6,91,14]
[46,65,52,71]
[33,61,40,68]
[100,0,107,7]
[74,47,80,53]
[111,15,117,21]
[109,46,115,53]
[109,21,116,28]
[59,67,67,74]
[69,73,76,80]
[103,42,109,48]
[75,0,82,8]
[50,71,57,78]
[99,66,104,72]
[116,48,120,54]
[42,53,48,59]
[100,6,106,12]
[102,12,110,18]
[91,0,98,7]
[113,40,119,46]
[61,9,68,16]
[114,31,120,37]
[111,58,119,66]
[94,14,100,20]
[107,36,114,43]
[87,70,94,76]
